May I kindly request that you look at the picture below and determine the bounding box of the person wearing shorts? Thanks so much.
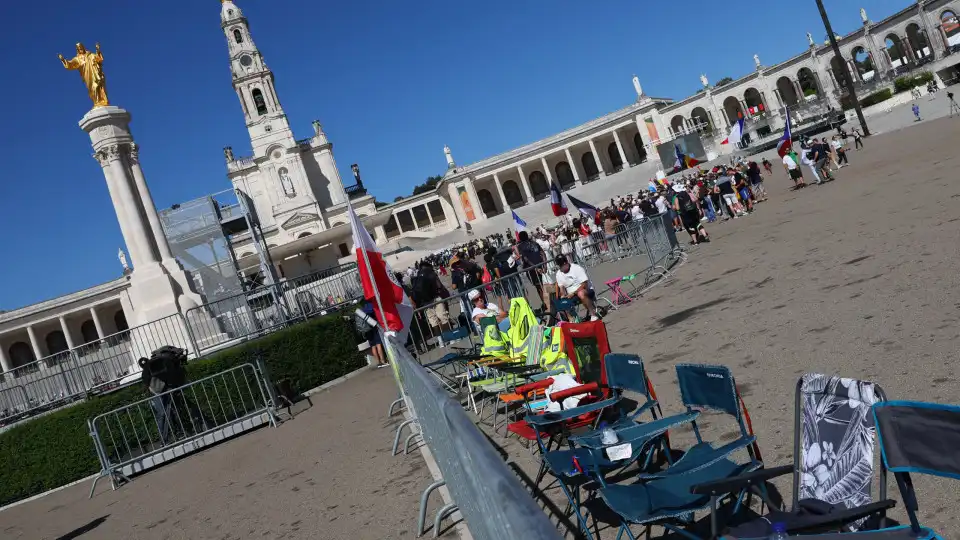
[782,153,805,188]
[673,184,710,245]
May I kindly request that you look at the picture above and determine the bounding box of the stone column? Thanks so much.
[408,209,419,230]
[90,306,105,339]
[59,316,75,350]
[464,178,486,220]
[774,89,784,108]
[516,165,534,203]
[588,139,607,177]
[612,130,628,168]
[128,145,175,262]
[493,174,509,211]
[540,157,554,186]
[27,326,43,364]
[424,204,435,227]
[564,148,581,184]
[101,146,159,268]
[0,345,10,373]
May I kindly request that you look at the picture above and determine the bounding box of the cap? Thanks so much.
[672,184,686,193]
[468,290,481,301]
[554,254,568,266]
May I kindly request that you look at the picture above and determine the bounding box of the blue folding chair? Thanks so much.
[597,363,765,540]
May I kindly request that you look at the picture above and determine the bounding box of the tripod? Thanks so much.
[950,95,960,117]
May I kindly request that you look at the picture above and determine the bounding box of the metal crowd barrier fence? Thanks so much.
[385,334,561,540]
[184,263,364,354]
[87,361,279,497]
[0,313,197,427]
[407,212,684,357]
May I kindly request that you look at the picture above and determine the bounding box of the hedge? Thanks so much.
[0,314,364,507]
[859,89,893,108]
[894,71,934,93]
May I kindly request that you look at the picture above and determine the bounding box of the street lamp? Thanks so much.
[350,163,361,184]
[816,0,871,135]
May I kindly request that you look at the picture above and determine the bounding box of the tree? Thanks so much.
[393,196,405,202]
[411,175,443,196]
[375,200,391,208]
[715,76,734,87]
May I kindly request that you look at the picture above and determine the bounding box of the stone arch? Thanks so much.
[690,107,711,131]
[114,310,129,332]
[906,23,931,60]
[670,114,686,134]
[885,34,909,67]
[580,152,600,180]
[251,88,268,115]
[776,76,800,107]
[830,56,851,89]
[45,330,68,356]
[8,342,35,369]
[476,189,497,215]
[384,215,400,238]
[797,67,820,98]
[722,95,743,124]
[528,170,549,197]
[941,10,960,47]
[502,180,524,206]
[554,162,575,189]
[607,143,623,171]
[80,320,99,344]
[238,251,254,259]
[297,231,313,239]
[743,87,764,113]
[632,134,647,163]
[851,46,875,81]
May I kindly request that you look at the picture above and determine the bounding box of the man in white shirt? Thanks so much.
[553,255,599,321]
[782,153,805,188]
[799,144,822,185]
[654,193,669,215]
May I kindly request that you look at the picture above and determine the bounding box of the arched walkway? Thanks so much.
[633,134,647,163]
[852,46,875,81]
[830,56,851,89]
[743,87,764,113]
[776,76,799,107]
[580,152,600,180]
[502,180,524,206]
[554,162,575,189]
[798,67,820,98]
[670,115,686,134]
[690,107,711,132]
[8,342,35,369]
[722,96,743,125]
[886,34,909,68]
[81,320,99,344]
[907,23,931,60]
[607,143,623,172]
[114,310,129,333]
[45,330,68,356]
[941,10,960,47]
[384,215,400,239]
[476,189,498,215]
[528,171,549,198]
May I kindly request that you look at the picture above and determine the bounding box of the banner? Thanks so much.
[644,117,660,143]
[457,186,476,221]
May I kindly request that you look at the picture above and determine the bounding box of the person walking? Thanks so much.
[782,151,805,189]
[673,184,710,245]
[852,128,864,150]
[833,136,849,167]
[811,139,835,182]
[912,102,922,122]
[800,143,822,185]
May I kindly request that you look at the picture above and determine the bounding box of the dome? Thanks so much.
[221,0,242,22]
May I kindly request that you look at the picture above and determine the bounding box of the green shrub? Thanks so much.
[894,72,934,93]
[0,314,363,507]
[803,88,818,97]
[859,89,893,108]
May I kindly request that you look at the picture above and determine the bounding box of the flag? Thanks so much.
[777,106,793,157]
[348,202,413,344]
[511,211,527,240]
[722,118,745,146]
[566,193,600,224]
[673,145,699,171]
[549,180,568,216]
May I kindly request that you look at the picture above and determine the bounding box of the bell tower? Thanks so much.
[221,0,294,158]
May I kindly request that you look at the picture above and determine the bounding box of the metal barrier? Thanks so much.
[0,313,197,427]
[384,334,560,540]
[407,212,684,356]
[87,361,279,497]
[184,263,364,354]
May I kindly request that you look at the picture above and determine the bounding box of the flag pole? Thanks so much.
[350,201,388,334]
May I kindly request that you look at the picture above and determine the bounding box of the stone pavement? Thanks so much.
[0,367,450,540]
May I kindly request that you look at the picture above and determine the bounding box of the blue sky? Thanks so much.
[0,0,909,309]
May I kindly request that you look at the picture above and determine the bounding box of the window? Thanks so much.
[252,88,268,115]
[233,29,243,44]
[338,243,350,257]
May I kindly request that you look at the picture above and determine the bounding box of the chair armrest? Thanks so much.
[574,411,700,449]
[690,464,793,495]
[550,382,600,402]
[525,396,620,428]
[516,379,553,394]
[788,500,897,534]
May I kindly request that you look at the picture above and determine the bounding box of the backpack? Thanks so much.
[517,241,544,267]
[677,192,697,213]
[481,266,493,291]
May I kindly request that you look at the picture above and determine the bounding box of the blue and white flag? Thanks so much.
[511,210,527,239]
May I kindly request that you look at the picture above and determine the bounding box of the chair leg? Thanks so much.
[433,503,458,538]
[392,419,417,456]
[388,397,405,417]
[417,480,445,537]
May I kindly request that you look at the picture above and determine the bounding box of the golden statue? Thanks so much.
[59,42,109,107]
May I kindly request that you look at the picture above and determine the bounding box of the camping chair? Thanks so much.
[597,364,765,540]
[717,374,895,538]
[419,326,483,394]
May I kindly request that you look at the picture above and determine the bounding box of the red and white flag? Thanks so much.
[348,203,414,345]
[549,180,568,216]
